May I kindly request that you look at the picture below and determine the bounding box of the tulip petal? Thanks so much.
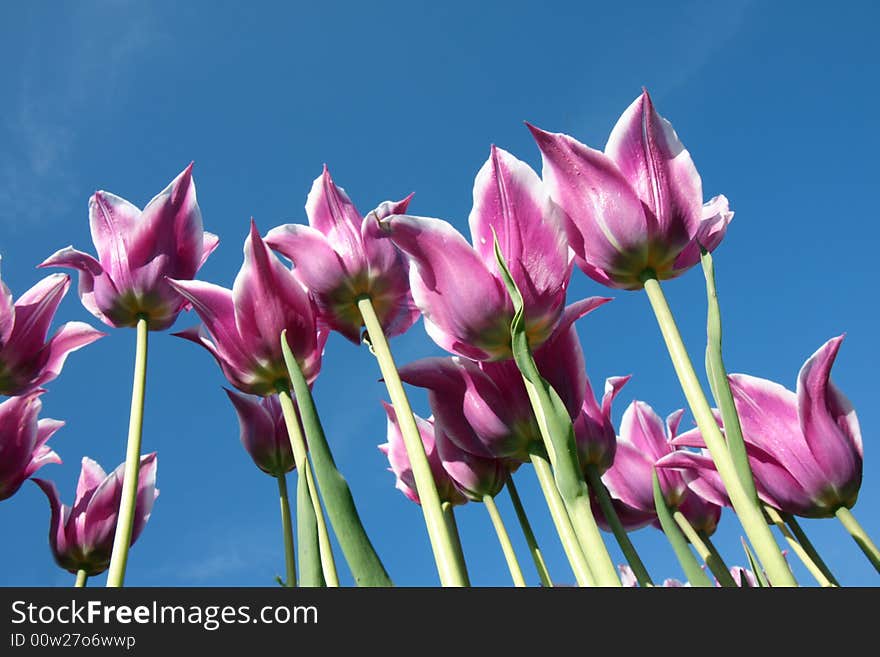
[33,322,106,388]
[265,223,350,293]
[7,274,70,355]
[382,213,512,360]
[619,401,670,462]
[601,441,658,513]
[673,195,733,271]
[305,166,366,272]
[89,191,140,291]
[434,427,507,500]
[32,478,72,566]
[655,450,730,508]
[75,457,108,508]
[39,246,114,325]
[527,123,650,281]
[361,193,414,279]
[604,90,702,246]
[0,262,13,346]
[199,232,220,269]
[601,375,632,417]
[533,324,586,420]
[130,453,158,544]
[166,279,247,365]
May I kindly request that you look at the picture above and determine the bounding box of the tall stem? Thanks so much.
[763,505,834,587]
[641,277,797,587]
[835,507,880,573]
[506,477,552,587]
[106,316,149,587]
[530,452,594,587]
[74,570,88,588]
[441,502,470,583]
[672,510,736,587]
[483,495,526,587]
[585,464,653,587]
[357,296,468,587]
[277,473,297,587]
[276,386,339,587]
[783,513,839,586]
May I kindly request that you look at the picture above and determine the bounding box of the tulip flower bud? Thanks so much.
[226,389,296,477]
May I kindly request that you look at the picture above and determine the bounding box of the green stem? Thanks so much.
[441,502,469,582]
[783,512,840,586]
[296,466,324,587]
[835,506,880,573]
[106,316,149,588]
[673,511,736,587]
[277,473,297,587]
[585,464,653,587]
[523,379,620,587]
[74,570,88,588]
[530,452,595,587]
[357,296,468,587]
[506,477,553,587]
[762,505,834,587]
[483,494,527,587]
[652,472,713,587]
[276,386,339,587]
[641,276,797,587]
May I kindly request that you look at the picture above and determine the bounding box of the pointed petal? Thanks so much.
[601,375,632,417]
[604,90,702,246]
[7,274,70,354]
[601,441,657,513]
[166,278,247,365]
[75,457,108,508]
[265,223,349,293]
[361,193,414,278]
[88,190,140,290]
[619,400,671,462]
[33,478,71,564]
[381,213,512,359]
[305,166,366,271]
[0,259,14,346]
[32,322,106,388]
[673,195,733,271]
[199,232,220,269]
[655,450,731,508]
[527,123,649,282]
[130,453,158,544]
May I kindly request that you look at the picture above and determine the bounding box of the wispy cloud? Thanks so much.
[0,1,166,231]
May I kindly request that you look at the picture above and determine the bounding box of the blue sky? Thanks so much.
[0,0,877,587]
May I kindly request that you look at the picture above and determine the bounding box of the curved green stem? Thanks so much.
[506,477,552,587]
[74,570,88,588]
[277,474,297,587]
[652,473,713,587]
[763,505,834,586]
[483,495,526,587]
[835,507,880,573]
[106,316,149,588]
[276,386,339,587]
[357,296,468,587]
[673,511,736,587]
[530,452,594,587]
[441,502,469,581]
[783,512,839,586]
[585,464,653,587]
[641,277,797,587]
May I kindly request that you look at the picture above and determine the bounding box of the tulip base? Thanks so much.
[74,570,88,588]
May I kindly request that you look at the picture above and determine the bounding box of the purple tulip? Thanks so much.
[528,90,733,290]
[40,164,219,331]
[265,167,420,344]
[0,267,104,396]
[574,374,630,475]
[398,306,604,462]
[662,336,862,519]
[597,401,721,534]
[33,454,158,576]
[619,565,687,587]
[0,391,62,501]
[729,566,759,588]
[225,389,296,477]
[379,403,467,506]
[168,221,327,396]
[380,146,573,360]
[433,427,509,502]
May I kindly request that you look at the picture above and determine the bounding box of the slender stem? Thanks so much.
[506,477,553,587]
[653,473,713,587]
[783,512,840,586]
[74,570,88,588]
[673,510,736,587]
[483,495,527,587]
[530,452,594,586]
[277,474,297,587]
[523,379,620,587]
[761,505,834,587]
[835,507,880,573]
[641,277,797,587]
[585,464,653,587]
[276,386,339,587]
[106,316,149,588]
[296,467,324,587]
[441,502,469,582]
[357,296,468,587]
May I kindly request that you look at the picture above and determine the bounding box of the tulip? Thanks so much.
[0,391,62,501]
[619,565,687,587]
[379,403,467,506]
[40,164,218,331]
[225,389,296,477]
[433,428,509,502]
[527,90,733,290]
[265,166,420,344]
[398,307,602,463]
[380,145,573,360]
[0,267,104,396]
[574,375,630,475]
[169,220,327,396]
[33,454,158,579]
[663,336,862,519]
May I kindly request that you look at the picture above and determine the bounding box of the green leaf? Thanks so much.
[652,471,714,587]
[296,467,325,587]
[701,249,759,504]
[740,538,768,587]
[282,331,393,587]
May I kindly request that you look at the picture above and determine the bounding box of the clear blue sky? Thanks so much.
[1,0,877,587]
